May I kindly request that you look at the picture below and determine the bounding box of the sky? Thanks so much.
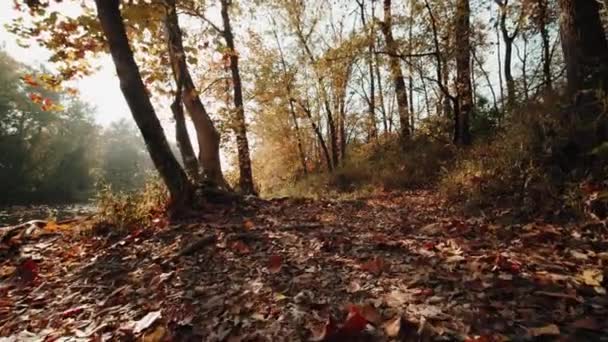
[0,1,131,127]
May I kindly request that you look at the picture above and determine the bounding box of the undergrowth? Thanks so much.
[94,177,168,232]
[266,95,608,221]
[440,95,608,218]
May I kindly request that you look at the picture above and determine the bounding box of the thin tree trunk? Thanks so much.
[455,0,472,145]
[496,0,519,109]
[94,0,193,208]
[220,0,255,194]
[163,0,226,188]
[538,0,553,91]
[419,68,431,117]
[496,23,505,110]
[375,50,388,134]
[171,83,200,181]
[295,28,338,169]
[272,27,308,175]
[381,0,410,146]
[296,100,333,172]
[515,35,530,101]
[559,0,608,97]
[356,0,378,141]
[472,50,500,116]
[408,0,415,133]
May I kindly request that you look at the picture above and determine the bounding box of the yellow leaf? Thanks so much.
[578,269,603,287]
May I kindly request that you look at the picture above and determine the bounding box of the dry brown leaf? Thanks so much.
[231,241,251,254]
[571,317,602,331]
[140,325,167,342]
[360,304,382,325]
[528,324,560,337]
[268,254,282,273]
[383,316,402,337]
[361,257,385,275]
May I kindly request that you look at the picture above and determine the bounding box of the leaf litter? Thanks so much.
[0,190,607,340]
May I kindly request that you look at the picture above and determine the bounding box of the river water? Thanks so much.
[0,203,95,227]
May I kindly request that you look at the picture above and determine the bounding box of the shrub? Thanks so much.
[264,133,455,198]
[440,94,608,218]
[94,176,168,232]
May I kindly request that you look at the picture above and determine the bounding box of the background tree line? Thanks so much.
[0,50,153,205]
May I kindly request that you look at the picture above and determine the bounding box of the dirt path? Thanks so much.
[1,191,607,341]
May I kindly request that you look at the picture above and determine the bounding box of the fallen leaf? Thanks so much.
[268,254,282,273]
[141,324,167,342]
[571,317,601,331]
[383,316,402,337]
[309,317,338,341]
[134,311,162,334]
[18,258,38,283]
[340,305,369,333]
[61,306,84,318]
[578,269,603,286]
[360,304,382,325]
[528,324,560,337]
[0,265,16,278]
[231,241,251,254]
[243,220,255,230]
[360,257,385,275]
[346,280,361,293]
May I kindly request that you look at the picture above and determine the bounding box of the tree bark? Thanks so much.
[94,0,193,207]
[559,0,608,97]
[296,99,333,172]
[220,0,255,194]
[272,28,308,176]
[375,50,388,133]
[496,0,519,109]
[381,0,410,146]
[356,0,378,141]
[163,0,227,188]
[537,0,553,91]
[455,0,472,145]
[171,83,200,181]
[294,23,338,169]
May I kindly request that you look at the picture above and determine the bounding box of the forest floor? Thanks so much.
[1,190,607,341]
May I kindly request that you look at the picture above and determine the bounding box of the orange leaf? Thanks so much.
[243,220,255,230]
[268,254,282,273]
[23,74,39,87]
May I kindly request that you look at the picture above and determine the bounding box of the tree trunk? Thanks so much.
[295,27,338,169]
[296,100,333,172]
[375,50,388,133]
[538,0,553,91]
[94,0,193,207]
[171,84,200,181]
[559,0,608,97]
[220,0,255,194]
[163,0,227,188]
[497,0,518,109]
[273,27,308,175]
[455,0,472,145]
[381,0,410,146]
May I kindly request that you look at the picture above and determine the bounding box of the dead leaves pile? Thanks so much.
[0,191,607,341]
